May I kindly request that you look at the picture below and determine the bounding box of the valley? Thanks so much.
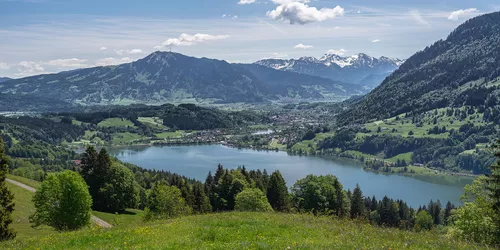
[1,7,500,249]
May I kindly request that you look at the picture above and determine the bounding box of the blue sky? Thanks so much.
[0,0,499,77]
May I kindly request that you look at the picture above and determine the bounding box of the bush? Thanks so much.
[30,170,92,231]
[414,210,433,231]
[235,188,273,212]
[145,183,192,221]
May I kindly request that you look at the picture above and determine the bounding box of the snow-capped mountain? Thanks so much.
[255,53,404,89]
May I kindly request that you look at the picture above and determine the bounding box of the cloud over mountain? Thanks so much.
[155,33,229,48]
[267,0,344,25]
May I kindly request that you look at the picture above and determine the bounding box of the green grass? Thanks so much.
[156,131,184,139]
[361,107,490,140]
[6,182,56,240]
[248,124,270,130]
[7,174,41,189]
[386,152,413,163]
[98,118,136,128]
[268,138,287,150]
[291,132,335,153]
[111,132,146,144]
[91,209,145,227]
[138,117,167,129]
[1,212,483,249]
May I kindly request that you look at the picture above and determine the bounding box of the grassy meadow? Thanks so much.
[1,212,485,250]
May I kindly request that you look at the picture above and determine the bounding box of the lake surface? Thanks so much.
[109,144,474,208]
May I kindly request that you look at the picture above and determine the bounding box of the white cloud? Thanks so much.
[267,0,344,25]
[46,58,88,67]
[326,49,346,55]
[232,15,239,20]
[100,46,107,50]
[115,49,143,55]
[16,61,45,76]
[127,49,143,54]
[95,57,133,66]
[409,10,428,25]
[294,43,314,49]
[156,33,229,48]
[238,0,256,4]
[448,8,479,21]
[0,62,11,70]
[372,39,381,43]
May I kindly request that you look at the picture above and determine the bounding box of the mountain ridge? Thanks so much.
[0,52,365,106]
[338,11,500,124]
[255,53,404,88]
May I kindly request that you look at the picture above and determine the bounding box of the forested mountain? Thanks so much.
[255,53,403,89]
[0,77,11,83]
[339,11,500,124]
[0,52,364,106]
[236,64,363,100]
[0,93,75,112]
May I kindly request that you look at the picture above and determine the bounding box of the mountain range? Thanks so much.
[339,11,500,124]
[255,53,404,89]
[0,77,11,83]
[0,52,367,106]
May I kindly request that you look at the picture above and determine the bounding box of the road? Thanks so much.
[6,178,113,229]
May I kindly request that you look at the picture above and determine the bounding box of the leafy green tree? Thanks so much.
[235,188,273,212]
[145,183,192,220]
[0,137,15,241]
[292,175,347,216]
[488,142,500,240]
[98,163,138,212]
[448,176,497,245]
[414,210,433,231]
[267,171,290,212]
[350,184,365,219]
[30,171,92,231]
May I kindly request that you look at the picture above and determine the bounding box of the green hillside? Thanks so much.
[1,212,483,250]
[340,11,500,124]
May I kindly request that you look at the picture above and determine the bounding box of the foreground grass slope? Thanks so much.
[2,212,484,250]
[6,182,56,239]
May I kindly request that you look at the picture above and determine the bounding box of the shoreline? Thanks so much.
[69,138,478,180]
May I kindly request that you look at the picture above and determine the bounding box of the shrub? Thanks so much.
[145,183,192,220]
[235,188,272,212]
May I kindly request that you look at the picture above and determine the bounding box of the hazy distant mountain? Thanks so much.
[255,53,404,88]
[0,93,75,112]
[0,52,365,105]
[0,77,11,83]
[339,11,500,124]
[237,64,364,100]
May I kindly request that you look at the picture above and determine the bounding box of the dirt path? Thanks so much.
[6,178,113,229]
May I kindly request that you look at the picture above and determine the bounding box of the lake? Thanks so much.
[108,144,474,208]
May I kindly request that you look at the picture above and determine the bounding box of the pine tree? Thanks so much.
[266,171,289,212]
[192,182,211,213]
[444,201,454,225]
[370,196,377,212]
[214,164,224,184]
[350,184,365,219]
[204,171,216,210]
[0,137,15,241]
[217,170,233,211]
